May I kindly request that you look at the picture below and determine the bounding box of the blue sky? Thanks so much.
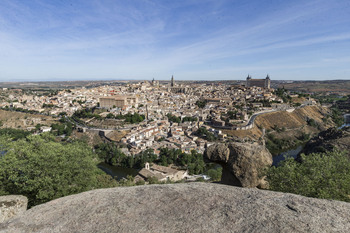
[0,0,350,81]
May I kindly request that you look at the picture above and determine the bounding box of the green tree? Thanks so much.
[195,100,207,108]
[147,176,160,184]
[195,127,217,141]
[307,118,318,128]
[266,150,350,202]
[0,128,31,141]
[330,107,344,127]
[106,113,115,119]
[0,134,116,207]
[206,167,222,181]
[166,113,181,124]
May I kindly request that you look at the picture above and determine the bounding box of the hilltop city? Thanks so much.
[0,76,317,154]
[0,75,327,182]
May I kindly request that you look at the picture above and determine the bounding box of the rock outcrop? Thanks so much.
[0,195,27,224]
[1,183,350,232]
[300,127,350,157]
[204,142,272,187]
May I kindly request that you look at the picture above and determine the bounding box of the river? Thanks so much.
[98,162,138,180]
[272,121,350,166]
[339,124,350,129]
[272,145,303,166]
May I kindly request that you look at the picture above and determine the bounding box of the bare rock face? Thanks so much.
[0,195,28,224]
[1,183,350,233]
[300,127,350,158]
[204,142,273,188]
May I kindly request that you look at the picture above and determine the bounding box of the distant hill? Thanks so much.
[276,80,350,94]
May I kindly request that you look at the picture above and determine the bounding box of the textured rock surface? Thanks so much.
[300,127,350,157]
[0,195,27,224]
[1,183,350,233]
[204,142,272,187]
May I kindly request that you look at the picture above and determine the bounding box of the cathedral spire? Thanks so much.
[171,75,175,87]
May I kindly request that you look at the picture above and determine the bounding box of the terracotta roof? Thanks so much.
[138,168,155,178]
[138,168,167,180]
[151,164,179,175]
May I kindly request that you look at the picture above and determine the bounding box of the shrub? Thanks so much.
[266,150,350,202]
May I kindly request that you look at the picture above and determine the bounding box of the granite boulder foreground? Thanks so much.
[0,195,27,224]
[1,183,350,232]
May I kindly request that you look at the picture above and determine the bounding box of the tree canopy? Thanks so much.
[0,134,116,207]
[266,150,350,202]
[195,100,207,108]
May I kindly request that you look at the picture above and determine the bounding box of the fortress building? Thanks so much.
[99,95,138,109]
[246,75,271,89]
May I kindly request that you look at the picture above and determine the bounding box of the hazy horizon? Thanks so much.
[1,0,350,81]
[1,78,350,84]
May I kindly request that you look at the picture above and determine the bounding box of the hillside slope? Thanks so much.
[224,106,332,143]
[1,183,350,233]
[0,110,56,129]
[301,127,350,157]
[255,105,330,130]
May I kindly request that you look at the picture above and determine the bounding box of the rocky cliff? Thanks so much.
[300,127,350,157]
[204,142,272,188]
[1,183,350,233]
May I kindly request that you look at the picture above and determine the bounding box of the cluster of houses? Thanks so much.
[0,77,323,182]
[135,162,188,183]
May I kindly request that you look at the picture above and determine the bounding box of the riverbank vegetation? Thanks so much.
[330,107,344,127]
[265,132,309,156]
[266,150,350,202]
[95,142,209,175]
[95,144,156,169]
[312,94,348,127]
[0,130,219,208]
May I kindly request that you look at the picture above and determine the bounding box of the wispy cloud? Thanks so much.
[0,0,349,81]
